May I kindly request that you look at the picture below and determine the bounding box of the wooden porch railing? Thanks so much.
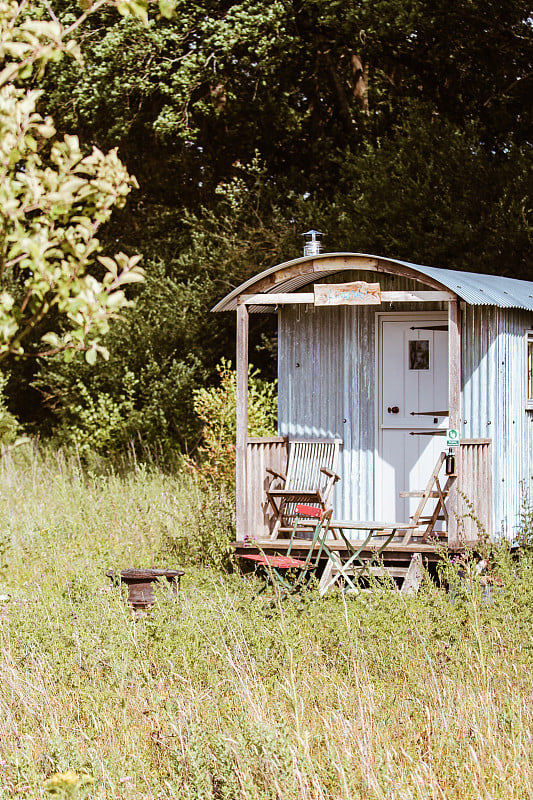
[244,436,288,538]
[453,438,493,544]
[241,436,493,545]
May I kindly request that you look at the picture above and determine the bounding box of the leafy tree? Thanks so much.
[326,110,532,275]
[42,0,531,197]
[38,0,530,292]
[31,160,294,454]
[10,0,532,454]
[0,0,150,364]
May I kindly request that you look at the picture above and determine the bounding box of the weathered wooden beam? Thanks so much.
[447,297,461,546]
[247,254,451,294]
[247,435,288,444]
[240,290,453,305]
[236,303,249,541]
[234,539,445,554]
[375,259,448,291]
[457,439,493,542]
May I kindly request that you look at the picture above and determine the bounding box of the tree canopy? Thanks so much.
[6,0,532,456]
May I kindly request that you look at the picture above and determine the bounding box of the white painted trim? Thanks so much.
[240,290,452,306]
[526,330,533,410]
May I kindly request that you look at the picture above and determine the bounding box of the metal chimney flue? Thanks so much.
[302,229,324,256]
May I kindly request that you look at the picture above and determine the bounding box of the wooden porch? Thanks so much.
[234,537,444,581]
[236,436,493,571]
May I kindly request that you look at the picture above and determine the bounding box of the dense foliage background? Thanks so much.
[6,0,532,458]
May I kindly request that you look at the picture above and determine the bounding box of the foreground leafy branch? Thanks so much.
[0,0,150,363]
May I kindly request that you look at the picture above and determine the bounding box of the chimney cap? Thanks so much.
[301,229,325,256]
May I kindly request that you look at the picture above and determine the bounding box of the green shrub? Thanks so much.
[56,373,138,458]
[157,481,236,570]
[193,358,277,484]
[516,483,533,549]
[32,268,217,459]
[0,372,19,447]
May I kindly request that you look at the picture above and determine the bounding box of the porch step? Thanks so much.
[368,566,408,578]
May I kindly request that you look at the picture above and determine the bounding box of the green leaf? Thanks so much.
[116,0,149,25]
[85,348,98,365]
[97,256,118,277]
[18,63,33,80]
[158,0,176,19]
[41,332,61,348]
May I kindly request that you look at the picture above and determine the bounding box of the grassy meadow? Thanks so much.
[0,444,533,799]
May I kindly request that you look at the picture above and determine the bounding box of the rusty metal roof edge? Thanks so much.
[211,253,533,312]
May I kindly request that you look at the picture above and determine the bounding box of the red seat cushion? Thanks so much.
[239,553,307,569]
[295,504,323,519]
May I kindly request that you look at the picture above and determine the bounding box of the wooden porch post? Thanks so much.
[448,297,461,546]
[236,303,249,540]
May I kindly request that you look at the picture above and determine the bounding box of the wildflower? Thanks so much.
[43,770,94,798]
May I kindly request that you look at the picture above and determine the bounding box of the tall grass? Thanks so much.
[0,444,532,798]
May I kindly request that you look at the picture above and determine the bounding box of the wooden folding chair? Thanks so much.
[400,451,454,544]
[265,439,341,540]
[238,505,333,602]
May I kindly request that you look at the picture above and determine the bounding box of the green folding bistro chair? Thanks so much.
[239,505,333,601]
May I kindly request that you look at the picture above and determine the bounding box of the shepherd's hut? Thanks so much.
[213,238,533,561]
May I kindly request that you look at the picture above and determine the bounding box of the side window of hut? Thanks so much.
[527,332,533,409]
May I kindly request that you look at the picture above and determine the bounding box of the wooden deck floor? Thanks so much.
[233,535,462,571]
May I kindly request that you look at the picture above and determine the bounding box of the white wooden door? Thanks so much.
[376,315,448,523]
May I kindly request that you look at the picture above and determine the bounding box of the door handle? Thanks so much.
[387,406,400,414]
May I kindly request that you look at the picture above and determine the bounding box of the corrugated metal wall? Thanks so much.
[278,303,375,520]
[461,305,533,538]
[277,272,447,521]
[277,277,533,538]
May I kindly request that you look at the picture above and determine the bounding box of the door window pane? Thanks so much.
[409,340,430,370]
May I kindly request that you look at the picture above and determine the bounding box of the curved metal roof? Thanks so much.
[212,253,533,312]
